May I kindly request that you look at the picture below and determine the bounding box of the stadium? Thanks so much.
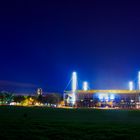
[64,72,140,109]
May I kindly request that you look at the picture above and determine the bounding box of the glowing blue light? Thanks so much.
[71,72,77,105]
[72,72,77,92]
[129,81,134,91]
[138,71,140,90]
[98,94,111,101]
[98,94,104,100]
[105,95,109,101]
[110,94,115,100]
[83,81,88,91]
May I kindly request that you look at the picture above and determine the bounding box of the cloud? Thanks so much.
[0,80,37,88]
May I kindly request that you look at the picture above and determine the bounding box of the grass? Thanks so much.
[0,106,140,139]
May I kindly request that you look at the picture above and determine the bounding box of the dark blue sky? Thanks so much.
[0,0,140,93]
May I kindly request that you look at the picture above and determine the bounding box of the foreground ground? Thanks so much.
[0,107,140,140]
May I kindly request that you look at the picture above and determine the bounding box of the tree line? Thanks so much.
[0,91,62,107]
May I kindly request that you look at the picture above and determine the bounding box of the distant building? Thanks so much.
[64,90,140,109]
[37,88,43,96]
[63,71,140,109]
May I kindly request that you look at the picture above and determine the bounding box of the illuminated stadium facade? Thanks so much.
[64,72,140,108]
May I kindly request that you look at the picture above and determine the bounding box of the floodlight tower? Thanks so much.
[138,71,140,90]
[137,71,140,102]
[129,81,134,91]
[83,81,88,91]
[72,72,77,105]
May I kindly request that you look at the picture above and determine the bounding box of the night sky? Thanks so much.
[0,0,140,93]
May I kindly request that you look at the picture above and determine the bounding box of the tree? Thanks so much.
[0,94,5,104]
[0,91,14,104]
[44,93,61,106]
[37,94,43,104]
[13,95,25,103]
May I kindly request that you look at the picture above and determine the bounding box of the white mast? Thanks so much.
[129,81,134,91]
[138,71,140,90]
[72,72,77,105]
[83,81,88,91]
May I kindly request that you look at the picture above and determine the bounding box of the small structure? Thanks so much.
[37,88,43,96]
